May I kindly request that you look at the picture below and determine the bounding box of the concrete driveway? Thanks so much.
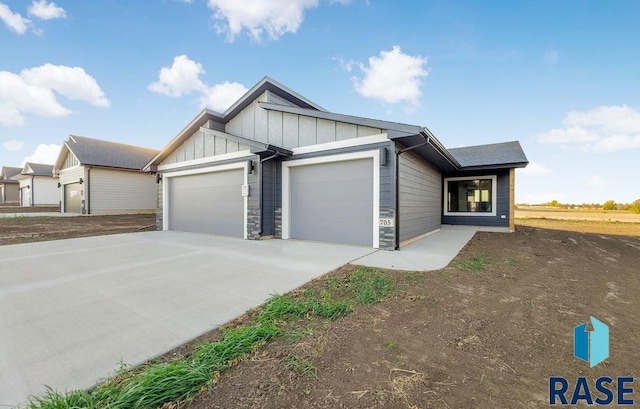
[0,231,374,407]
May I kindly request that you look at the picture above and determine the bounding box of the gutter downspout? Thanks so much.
[394,135,430,250]
[30,175,34,206]
[259,151,281,235]
[86,167,91,215]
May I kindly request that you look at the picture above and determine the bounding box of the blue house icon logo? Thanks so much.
[574,316,609,367]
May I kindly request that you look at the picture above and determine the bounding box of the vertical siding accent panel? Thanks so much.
[227,141,239,153]
[241,101,256,139]
[254,102,269,143]
[317,118,336,144]
[298,116,317,146]
[357,126,382,138]
[399,151,442,243]
[227,115,242,136]
[214,135,227,155]
[282,113,299,148]
[204,133,216,157]
[268,111,284,147]
[194,131,204,159]
[90,169,156,214]
[336,122,357,140]
[184,137,195,161]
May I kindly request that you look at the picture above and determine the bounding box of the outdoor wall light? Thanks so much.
[79,178,84,184]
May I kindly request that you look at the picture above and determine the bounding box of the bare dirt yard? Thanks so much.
[180,225,640,409]
[0,214,156,245]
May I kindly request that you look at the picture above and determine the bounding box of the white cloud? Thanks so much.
[0,64,109,126]
[22,143,60,165]
[21,64,110,107]
[518,161,551,176]
[148,55,207,97]
[536,105,640,152]
[352,46,428,105]
[587,175,607,188]
[150,55,248,112]
[334,55,356,72]
[3,140,25,152]
[0,2,31,34]
[199,81,248,112]
[207,0,319,42]
[28,0,66,20]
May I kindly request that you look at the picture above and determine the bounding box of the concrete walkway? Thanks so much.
[353,225,508,271]
[0,232,374,407]
[0,212,78,218]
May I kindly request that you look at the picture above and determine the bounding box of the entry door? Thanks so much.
[64,183,82,213]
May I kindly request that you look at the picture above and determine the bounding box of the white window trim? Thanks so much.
[282,150,380,248]
[291,133,388,155]
[443,175,497,217]
[162,161,249,239]
[158,150,253,171]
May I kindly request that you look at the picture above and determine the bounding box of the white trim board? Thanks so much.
[162,161,250,239]
[158,150,253,171]
[443,175,497,217]
[290,133,388,155]
[281,149,380,249]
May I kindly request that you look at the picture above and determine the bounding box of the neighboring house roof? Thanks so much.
[56,135,159,172]
[0,166,21,184]
[448,141,529,170]
[23,162,55,177]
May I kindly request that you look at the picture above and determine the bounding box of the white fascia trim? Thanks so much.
[291,133,388,155]
[158,150,253,172]
[443,175,498,217]
[162,161,250,239]
[282,149,380,249]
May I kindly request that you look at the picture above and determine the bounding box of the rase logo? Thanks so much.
[549,316,635,406]
[574,316,609,368]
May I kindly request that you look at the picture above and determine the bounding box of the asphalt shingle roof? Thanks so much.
[448,141,528,169]
[25,163,54,176]
[0,166,22,179]
[67,136,159,170]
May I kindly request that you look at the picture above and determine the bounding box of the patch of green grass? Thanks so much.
[27,267,393,409]
[505,257,518,266]
[285,355,318,380]
[457,254,491,272]
[285,327,314,343]
[383,341,398,352]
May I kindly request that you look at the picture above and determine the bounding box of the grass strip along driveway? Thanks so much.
[27,267,391,409]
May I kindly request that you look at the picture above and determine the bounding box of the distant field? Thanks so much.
[516,217,640,236]
[515,208,640,223]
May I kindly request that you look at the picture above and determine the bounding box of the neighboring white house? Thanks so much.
[13,163,59,207]
[53,135,159,215]
[0,166,21,204]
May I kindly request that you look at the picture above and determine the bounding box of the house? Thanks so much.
[13,163,59,207]
[144,77,528,250]
[53,136,159,214]
[0,166,21,204]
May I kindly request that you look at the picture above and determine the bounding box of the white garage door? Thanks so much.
[289,158,374,246]
[168,169,244,237]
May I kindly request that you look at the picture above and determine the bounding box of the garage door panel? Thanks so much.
[290,158,373,246]
[169,169,244,237]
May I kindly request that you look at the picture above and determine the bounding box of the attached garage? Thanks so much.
[164,163,249,238]
[64,183,82,213]
[282,151,380,247]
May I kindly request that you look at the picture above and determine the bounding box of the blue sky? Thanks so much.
[1,0,638,204]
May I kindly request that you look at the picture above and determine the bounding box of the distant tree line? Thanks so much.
[517,199,640,213]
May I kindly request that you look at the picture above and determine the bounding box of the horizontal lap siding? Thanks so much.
[441,169,510,227]
[89,168,157,214]
[399,151,441,243]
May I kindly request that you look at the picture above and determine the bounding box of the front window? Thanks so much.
[444,176,496,216]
